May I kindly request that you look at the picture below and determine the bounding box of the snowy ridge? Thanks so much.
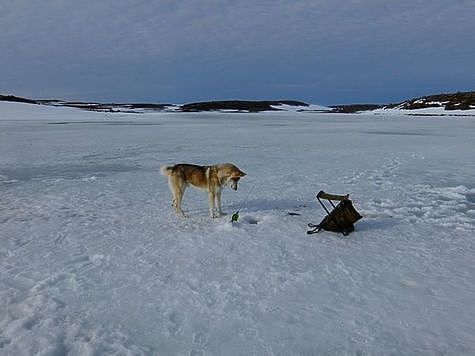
[374,91,475,116]
[1,101,475,354]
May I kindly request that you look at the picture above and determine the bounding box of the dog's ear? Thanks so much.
[239,170,246,177]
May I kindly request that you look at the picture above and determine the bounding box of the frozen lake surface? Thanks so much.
[1,102,474,355]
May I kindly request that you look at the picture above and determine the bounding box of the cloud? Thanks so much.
[2,1,471,59]
[0,0,474,102]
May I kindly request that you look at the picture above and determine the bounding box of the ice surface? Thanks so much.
[1,102,475,355]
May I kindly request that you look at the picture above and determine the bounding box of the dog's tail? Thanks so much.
[160,165,174,176]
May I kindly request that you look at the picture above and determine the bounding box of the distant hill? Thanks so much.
[1,91,473,113]
[388,91,474,111]
[180,100,308,112]
[330,91,474,113]
[0,96,310,113]
[0,95,176,113]
[43,101,175,113]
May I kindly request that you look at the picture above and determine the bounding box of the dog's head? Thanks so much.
[229,169,246,190]
[218,163,246,191]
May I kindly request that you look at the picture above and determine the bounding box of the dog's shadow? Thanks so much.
[183,198,313,217]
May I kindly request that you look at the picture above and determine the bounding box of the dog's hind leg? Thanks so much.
[169,177,186,217]
[174,188,186,217]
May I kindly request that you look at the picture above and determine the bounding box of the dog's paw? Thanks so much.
[210,212,226,218]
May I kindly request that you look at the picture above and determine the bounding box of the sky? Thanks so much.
[1,0,474,105]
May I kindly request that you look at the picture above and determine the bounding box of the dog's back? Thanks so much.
[160,164,209,189]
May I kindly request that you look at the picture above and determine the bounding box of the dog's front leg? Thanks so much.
[208,192,216,218]
[216,190,224,216]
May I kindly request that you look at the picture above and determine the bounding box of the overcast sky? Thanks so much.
[1,0,474,104]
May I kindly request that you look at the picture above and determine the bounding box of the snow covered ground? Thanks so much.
[1,101,474,355]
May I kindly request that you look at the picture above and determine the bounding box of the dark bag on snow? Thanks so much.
[307,191,362,236]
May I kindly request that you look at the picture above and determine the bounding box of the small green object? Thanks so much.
[231,211,239,223]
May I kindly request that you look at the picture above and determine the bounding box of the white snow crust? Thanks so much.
[372,106,475,116]
[270,104,331,112]
[1,101,475,355]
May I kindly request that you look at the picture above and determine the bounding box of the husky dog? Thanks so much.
[161,163,246,217]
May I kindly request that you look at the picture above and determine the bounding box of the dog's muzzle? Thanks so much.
[230,178,239,190]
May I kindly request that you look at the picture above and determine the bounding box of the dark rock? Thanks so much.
[180,100,308,112]
[0,95,37,104]
[329,104,384,113]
